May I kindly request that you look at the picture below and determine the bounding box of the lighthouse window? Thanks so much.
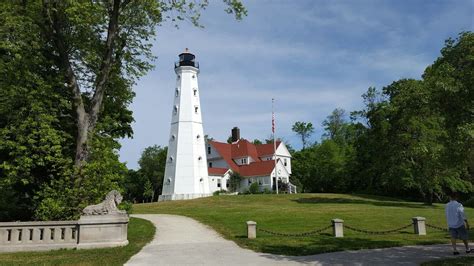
[194,106,199,113]
[196,134,201,140]
[166,178,172,185]
[175,88,179,97]
[171,135,176,141]
[168,156,174,163]
[198,156,202,161]
[174,105,178,114]
[192,75,195,79]
[199,178,203,182]
[193,89,197,96]
[177,75,180,80]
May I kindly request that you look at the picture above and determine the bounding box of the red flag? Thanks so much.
[272,98,275,133]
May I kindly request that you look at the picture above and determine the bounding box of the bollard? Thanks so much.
[412,217,426,235]
[332,219,344,238]
[247,221,257,239]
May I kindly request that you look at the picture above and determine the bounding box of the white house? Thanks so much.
[207,127,296,193]
[159,50,296,202]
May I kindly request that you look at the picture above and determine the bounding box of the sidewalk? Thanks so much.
[125,214,472,266]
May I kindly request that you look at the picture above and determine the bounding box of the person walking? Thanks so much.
[446,192,471,255]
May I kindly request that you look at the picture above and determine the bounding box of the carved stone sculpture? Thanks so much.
[82,190,126,215]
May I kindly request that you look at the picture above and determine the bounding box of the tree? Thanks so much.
[138,145,167,201]
[143,179,153,203]
[229,172,242,192]
[252,139,263,145]
[0,0,247,220]
[292,121,314,149]
[322,108,349,144]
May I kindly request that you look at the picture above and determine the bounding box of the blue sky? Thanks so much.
[119,0,473,169]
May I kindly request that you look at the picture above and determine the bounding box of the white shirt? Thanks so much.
[446,200,467,228]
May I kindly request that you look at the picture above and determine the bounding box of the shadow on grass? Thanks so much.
[294,197,430,209]
[258,236,401,257]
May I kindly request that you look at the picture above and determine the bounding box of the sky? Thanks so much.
[119,0,473,169]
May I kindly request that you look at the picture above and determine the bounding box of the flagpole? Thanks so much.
[273,98,278,194]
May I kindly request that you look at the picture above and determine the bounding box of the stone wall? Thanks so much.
[0,214,128,253]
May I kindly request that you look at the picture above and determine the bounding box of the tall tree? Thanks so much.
[292,121,314,149]
[0,0,246,220]
[138,145,167,201]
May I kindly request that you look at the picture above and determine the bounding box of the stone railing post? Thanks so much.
[247,221,257,239]
[412,217,426,235]
[332,219,344,238]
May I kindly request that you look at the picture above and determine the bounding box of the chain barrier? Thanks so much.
[344,223,413,235]
[425,223,448,232]
[257,224,332,237]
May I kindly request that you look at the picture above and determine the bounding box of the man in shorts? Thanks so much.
[446,192,471,255]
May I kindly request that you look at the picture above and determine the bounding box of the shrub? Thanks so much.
[119,201,133,213]
[249,182,259,194]
[465,197,474,208]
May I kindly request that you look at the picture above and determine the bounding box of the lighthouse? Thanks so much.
[159,49,211,201]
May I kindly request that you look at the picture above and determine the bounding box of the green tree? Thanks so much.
[229,172,242,192]
[143,179,154,203]
[0,0,246,220]
[138,145,167,201]
[292,121,314,149]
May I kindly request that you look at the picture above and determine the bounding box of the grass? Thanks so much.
[0,217,155,266]
[133,193,474,256]
[422,256,474,266]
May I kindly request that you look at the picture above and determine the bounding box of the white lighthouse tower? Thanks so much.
[159,49,211,201]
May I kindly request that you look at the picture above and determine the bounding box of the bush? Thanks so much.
[213,189,227,196]
[465,197,474,208]
[249,182,259,194]
[119,201,133,213]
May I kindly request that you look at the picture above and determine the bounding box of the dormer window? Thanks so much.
[242,158,247,164]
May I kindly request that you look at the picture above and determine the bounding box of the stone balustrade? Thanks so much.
[0,214,128,253]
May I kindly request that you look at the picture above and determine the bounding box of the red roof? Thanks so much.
[256,141,281,156]
[208,167,229,176]
[208,139,281,178]
[239,160,276,177]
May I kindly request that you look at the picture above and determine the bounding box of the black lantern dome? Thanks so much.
[175,48,199,69]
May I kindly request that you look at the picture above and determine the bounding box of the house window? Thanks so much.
[226,183,229,188]
[242,158,247,164]
[207,146,211,154]
[209,162,213,168]
[194,106,199,113]
[193,89,197,96]
[248,179,251,185]
[284,158,287,166]
[217,181,221,188]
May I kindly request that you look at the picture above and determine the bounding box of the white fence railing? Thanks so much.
[0,214,128,253]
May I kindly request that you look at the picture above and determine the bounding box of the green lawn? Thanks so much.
[133,193,474,256]
[0,217,155,266]
[422,256,474,266]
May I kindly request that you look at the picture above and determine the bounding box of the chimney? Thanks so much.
[231,127,240,142]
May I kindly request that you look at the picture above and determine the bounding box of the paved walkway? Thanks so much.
[126,214,472,266]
